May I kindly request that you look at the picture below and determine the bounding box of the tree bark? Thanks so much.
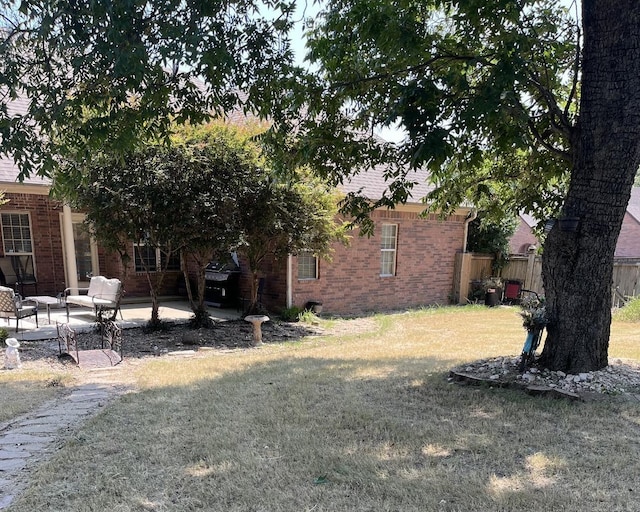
[540,1,640,372]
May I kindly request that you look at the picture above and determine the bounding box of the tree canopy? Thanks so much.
[264,0,577,226]
[279,0,640,373]
[0,0,297,179]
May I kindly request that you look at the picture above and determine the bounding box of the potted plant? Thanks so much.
[518,292,548,371]
[520,293,547,331]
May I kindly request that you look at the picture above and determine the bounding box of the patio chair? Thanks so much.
[0,286,38,331]
[503,279,524,305]
[64,276,123,321]
[10,255,37,296]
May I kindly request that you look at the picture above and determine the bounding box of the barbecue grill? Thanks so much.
[204,260,240,307]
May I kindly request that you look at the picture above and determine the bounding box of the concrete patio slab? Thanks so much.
[1,300,241,341]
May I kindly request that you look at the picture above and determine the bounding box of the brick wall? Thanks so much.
[509,219,539,254]
[0,193,66,296]
[100,245,182,298]
[0,191,183,300]
[283,210,467,315]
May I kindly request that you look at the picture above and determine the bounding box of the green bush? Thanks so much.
[299,309,320,324]
[614,296,640,322]
[0,328,8,344]
[280,306,302,322]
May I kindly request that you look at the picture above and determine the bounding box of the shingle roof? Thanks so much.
[626,187,640,224]
[338,164,434,203]
[1,84,431,197]
[0,93,52,187]
[520,212,538,228]
[0,158,51,187]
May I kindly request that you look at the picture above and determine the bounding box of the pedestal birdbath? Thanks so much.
[244,315,270,346]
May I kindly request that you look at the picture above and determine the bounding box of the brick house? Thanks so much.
[0,92,470,312]
[0,156,471,315]
[250,166,473,315]
[510,213,539,254]
[615,187,640,258]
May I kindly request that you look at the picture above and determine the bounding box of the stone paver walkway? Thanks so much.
[0,370,131,509]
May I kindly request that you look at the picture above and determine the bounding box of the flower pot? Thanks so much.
[305,301,323,314]
[485,289,500,307]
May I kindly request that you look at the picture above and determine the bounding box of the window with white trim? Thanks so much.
[380,224,398,276]
[298,251,318,280]
[134,244,181,272]
[1,213,33,254]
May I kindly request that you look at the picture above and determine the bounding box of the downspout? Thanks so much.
[286,254,293,308]
[462,208,478,253]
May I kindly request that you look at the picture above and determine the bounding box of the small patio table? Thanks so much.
[25,295,60,324]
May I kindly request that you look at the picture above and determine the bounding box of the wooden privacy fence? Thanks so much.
[611,259,640,308]
[453,252,542,304]
[453,253,640,306]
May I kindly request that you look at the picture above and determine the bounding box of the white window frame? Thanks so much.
[1,212,34,256]
[297,251,318,280]
[134,243,181,273]
[380,223,398,277]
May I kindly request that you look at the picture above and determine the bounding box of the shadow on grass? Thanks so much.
[10,354,640,512]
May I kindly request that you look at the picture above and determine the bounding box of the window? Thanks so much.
[134,244,181,272]
[1,213,33,254]
[380,224,398,276]
[298,251,318,280]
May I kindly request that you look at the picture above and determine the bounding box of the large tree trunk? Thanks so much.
[540,1,640,372]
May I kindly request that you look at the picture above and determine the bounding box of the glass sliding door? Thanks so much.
[72,221,94,286]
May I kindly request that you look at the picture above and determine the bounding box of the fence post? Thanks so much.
[525,251,536,290]
[456,252,473,304]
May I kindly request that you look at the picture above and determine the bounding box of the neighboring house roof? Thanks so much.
[519,212,538,229]
[625,187,640,224]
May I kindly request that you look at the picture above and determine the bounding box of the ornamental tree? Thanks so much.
[72,124,264,327]
[71,121,346,322]
[234,169,348,313]
[73,147,189,327]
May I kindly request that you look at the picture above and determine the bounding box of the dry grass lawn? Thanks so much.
[8,306,640,511]
[0,369,71,425]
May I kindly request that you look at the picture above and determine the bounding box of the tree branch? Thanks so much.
[328,53,494,90]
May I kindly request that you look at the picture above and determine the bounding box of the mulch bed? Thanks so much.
[14,319,324,371]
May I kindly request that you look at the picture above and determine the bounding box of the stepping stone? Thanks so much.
[167,350,196,356]
[0,458,27,473]
[70,349,122,369]
[0,449,30,460]
[0,433,55,446]
[9,424,60,435]
[0,493,15,509]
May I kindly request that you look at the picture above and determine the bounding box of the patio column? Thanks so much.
[62,204,79,293]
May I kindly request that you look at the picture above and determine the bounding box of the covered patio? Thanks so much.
[2,301,242,341]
